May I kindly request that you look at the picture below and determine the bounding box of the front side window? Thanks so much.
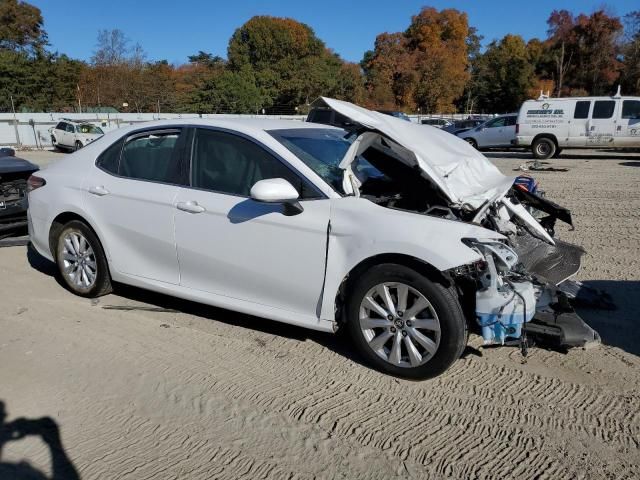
[505,116,517,126]
[55,122,66,130]
[622,100,640,119]
[120,129,186,184]
[65,123,75,133]
[592,101,616,119]
[192,129,320,199]
[574,101,591,119]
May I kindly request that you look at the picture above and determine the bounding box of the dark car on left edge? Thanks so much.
[0,148,39,239]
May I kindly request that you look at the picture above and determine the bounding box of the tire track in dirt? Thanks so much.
[50,303,637,479]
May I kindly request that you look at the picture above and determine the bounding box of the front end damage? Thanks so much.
[312,97,600,350]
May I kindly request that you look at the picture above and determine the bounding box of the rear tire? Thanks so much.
[74,141,83,151]
[51,136,61,152]
[55,220,112,298]
[553,148,562,158]
[346,263,467,380]
[532,137,556,159]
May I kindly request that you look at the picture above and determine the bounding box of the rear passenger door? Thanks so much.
[587,100,617,146]
[83,128,189,284]
[616,100,640,147]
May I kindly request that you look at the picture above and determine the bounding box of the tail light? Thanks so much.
[515,123,519,134]
[27,175,46,192]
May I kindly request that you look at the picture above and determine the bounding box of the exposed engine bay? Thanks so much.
[348,140,599,348]
[0,149,39,241]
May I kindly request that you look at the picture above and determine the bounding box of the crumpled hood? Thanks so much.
[315,97,514,209]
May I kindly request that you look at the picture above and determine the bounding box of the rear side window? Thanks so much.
[65,123,75,133]
[574,101,590,119]
[96,139,123,174]
[592,101,615,119]
[505,116,517,126]
[622,100,640,119]
[119,129,186,184]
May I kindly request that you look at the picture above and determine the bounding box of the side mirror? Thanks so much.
[250,178,303,216]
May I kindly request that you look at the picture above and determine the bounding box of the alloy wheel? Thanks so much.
[358,282,441,368]
[61,231,97,291]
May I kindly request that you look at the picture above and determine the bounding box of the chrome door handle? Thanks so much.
[88,185,109,196]
[176,201,205,214]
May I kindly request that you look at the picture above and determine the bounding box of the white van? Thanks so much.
[515,94,640,159]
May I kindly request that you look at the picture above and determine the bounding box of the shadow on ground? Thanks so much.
[27,247,640,367]
[0,400,80,480]
[578,280,640,357]
[26,246,372,370]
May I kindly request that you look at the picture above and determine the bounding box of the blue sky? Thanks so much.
[33,0,638,64]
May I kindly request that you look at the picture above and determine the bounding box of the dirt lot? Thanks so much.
[1,149,639,479]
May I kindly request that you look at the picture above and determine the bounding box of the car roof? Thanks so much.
[524,96,640,102]
[112,118,341,136]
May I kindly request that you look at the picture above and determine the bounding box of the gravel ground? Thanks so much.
[0,148,639,479]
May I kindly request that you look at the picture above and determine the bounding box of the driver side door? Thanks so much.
[174,127,331,317]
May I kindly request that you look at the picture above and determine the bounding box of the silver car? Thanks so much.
[457,114,517,149]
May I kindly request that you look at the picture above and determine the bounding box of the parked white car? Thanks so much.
[49,120,104,151]
[515,93,640,159]
[28,98,595,379]
[457,114,517,149]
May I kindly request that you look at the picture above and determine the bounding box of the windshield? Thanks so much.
[269,128,382,194]
[77,124,104,135]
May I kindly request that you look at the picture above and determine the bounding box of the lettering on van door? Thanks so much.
[525,104,565,129]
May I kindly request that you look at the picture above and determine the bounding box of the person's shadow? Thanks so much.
[0,401,80,480]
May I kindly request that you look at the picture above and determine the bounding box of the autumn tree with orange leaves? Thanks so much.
[362,7,471,113]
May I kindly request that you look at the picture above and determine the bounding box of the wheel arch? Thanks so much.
[532,133,559,148]
[331,253,452,325]
[49,211,108,263]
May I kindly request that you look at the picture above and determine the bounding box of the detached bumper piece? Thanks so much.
[525,310,600,348]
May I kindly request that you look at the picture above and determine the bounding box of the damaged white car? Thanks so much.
[28,98,598,379]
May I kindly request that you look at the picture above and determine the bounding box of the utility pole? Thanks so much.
[10,94,21,147]
[77,84,82,113]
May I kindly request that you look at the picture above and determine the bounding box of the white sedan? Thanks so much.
[27,98,594,379]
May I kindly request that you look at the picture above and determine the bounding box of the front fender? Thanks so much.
[320,197,503,320]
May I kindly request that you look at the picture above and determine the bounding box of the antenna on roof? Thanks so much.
[613,85,622,98]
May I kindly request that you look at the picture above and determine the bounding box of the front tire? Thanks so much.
[55,220,112,298]
[346,264,467,379]
[532,137,556,159]
[464,137,478,149]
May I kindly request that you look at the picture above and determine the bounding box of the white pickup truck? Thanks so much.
[515,93,640,159]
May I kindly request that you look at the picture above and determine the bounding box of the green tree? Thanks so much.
[0,0,47,54]
[621,11,640,94]
[227,16,345,111]
[475,34,536,112]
